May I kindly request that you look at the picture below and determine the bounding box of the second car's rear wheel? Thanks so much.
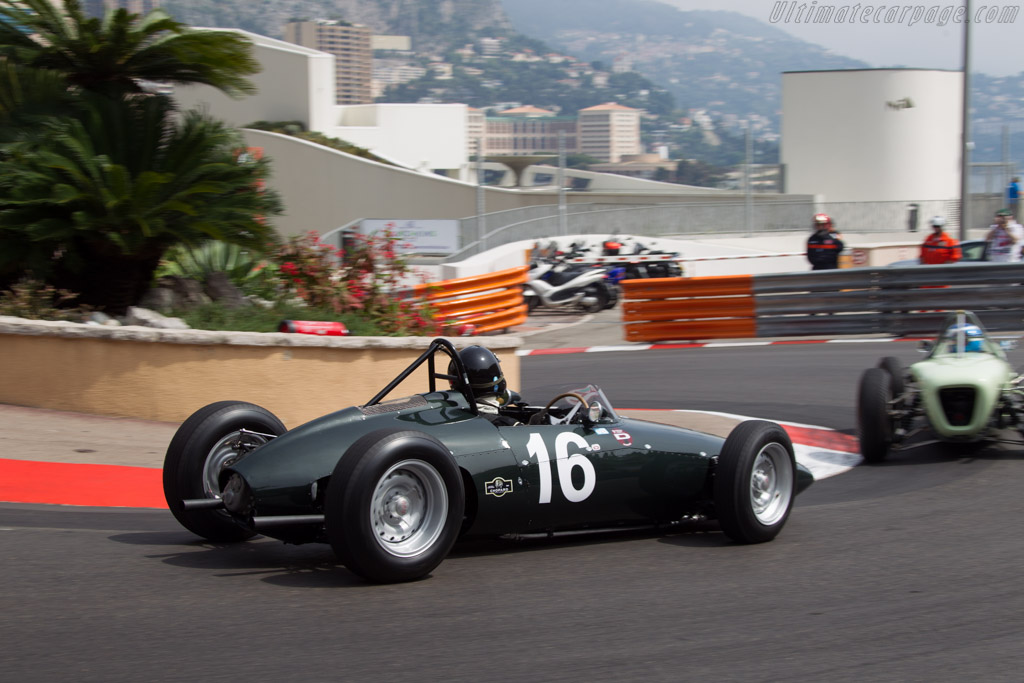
[326,429,465,583]
[714,420,796,544]
[858,367,895,463]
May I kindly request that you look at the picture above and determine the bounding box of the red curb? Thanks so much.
[0,459,166,509]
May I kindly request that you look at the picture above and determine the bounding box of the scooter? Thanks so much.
[524,256,619,313]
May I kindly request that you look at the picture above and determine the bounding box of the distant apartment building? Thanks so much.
[471,103,640,163]
[284,20,372,105]
[578,103,642,162]
[483,106,578,157]
[82,0,161,17]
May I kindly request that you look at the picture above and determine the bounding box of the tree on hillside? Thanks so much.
[0,0,279,314]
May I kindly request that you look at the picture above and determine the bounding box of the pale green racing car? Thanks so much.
[857,310,1023,463]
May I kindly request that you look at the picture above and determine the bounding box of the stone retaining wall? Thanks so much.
[0,317,521,428]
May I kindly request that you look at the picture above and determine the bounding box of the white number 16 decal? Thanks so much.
[525,432,597,504]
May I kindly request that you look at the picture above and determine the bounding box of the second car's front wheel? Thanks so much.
[326,429,465,583]
[714,420,796,544]
[858,367,895,463]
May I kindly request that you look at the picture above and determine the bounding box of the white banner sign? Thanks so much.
[360,219,460,255]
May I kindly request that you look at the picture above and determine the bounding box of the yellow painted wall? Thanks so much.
[0,323,521,428]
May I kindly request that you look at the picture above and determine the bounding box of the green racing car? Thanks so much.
[163,338,813,583]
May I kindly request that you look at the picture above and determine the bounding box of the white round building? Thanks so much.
[781,69,963,203]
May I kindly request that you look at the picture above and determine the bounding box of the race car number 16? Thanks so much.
[526,432,597,504]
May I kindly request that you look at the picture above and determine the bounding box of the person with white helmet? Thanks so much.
[919,216,961,264]
[806,213,844,270]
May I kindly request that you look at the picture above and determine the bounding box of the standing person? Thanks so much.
[806,213,844,270]
[1007,176,1020,220]
[919,216,961,264]
[985,209,1023,262]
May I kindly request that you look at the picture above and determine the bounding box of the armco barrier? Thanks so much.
[412,266,528,334]
[622,263,1024,342]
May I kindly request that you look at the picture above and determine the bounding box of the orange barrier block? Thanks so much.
[619,274,757,342]
[413,266,529,335]
[625,318,757,342]
[622,297,756,323]
[621,275,753,300]
[413,266,529,300]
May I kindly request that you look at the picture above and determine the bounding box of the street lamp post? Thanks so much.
[959,0,972,242]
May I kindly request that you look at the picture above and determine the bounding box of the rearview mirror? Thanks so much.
[587,402,604,424]
[917,340,933,353]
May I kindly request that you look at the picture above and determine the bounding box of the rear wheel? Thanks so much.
[858,368,895,463]
[326,429,465,583]
[714,420,796,544]
[163,401,286,541]
[579,283,610,313]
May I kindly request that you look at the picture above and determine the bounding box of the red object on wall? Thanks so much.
[279,320,350,336]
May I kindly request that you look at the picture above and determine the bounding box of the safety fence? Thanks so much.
[412,266,529,335]
[622,262,1024,342]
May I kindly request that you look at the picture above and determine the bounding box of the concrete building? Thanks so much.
[283,20,373,105]
[483,106,577,157]
[781,69,963,202]
[578,102,643,162]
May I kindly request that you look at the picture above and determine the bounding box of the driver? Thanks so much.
[450,345,522,426]
[946,323,986,353]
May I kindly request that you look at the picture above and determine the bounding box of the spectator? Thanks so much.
[985,209,1023,262]
[919,216,961,264]
[806,213,844,270]
[1008,176,1021,219]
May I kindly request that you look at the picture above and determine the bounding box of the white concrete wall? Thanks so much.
[173,30,336,132]
[330,103,469,172]
[782,69,963,202]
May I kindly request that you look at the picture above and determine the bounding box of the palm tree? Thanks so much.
[0,94,281,314]
[0,0,258,97]
[0,0,281,314]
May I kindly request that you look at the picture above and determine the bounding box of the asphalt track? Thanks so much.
[3,331,1024,680]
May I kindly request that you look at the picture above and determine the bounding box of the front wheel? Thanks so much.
[714,420,796,544]
[163,401,286,541]
[326,429,465,583]
[858,367,895,463]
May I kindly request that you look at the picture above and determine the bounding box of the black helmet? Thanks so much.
[451,345,506,400]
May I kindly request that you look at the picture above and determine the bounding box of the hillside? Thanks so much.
[162,0,512,51]
[500,0,868,127]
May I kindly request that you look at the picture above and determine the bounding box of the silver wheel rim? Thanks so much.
[370,459,448,558]
[749,443,793,525]
[202,431,269,499]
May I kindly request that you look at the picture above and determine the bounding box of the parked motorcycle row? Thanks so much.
[523,236,684,314]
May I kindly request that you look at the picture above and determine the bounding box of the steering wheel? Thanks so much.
[535,392,590,426]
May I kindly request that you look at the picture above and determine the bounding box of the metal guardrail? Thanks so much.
[622,263,1024,342]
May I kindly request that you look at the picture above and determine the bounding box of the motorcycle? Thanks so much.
[524,248,620,313]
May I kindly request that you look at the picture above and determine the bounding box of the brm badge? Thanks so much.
[485,477,514,498]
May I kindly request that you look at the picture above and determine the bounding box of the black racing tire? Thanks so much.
[858,368,894,464]
[163,401,286,542]
[326,429,465,583]
[878,356,906,396]
[579,283,610,313]
[714,420,796,544]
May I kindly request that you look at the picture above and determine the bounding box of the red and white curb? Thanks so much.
[517,337,928,356]
[671,410,861,480]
